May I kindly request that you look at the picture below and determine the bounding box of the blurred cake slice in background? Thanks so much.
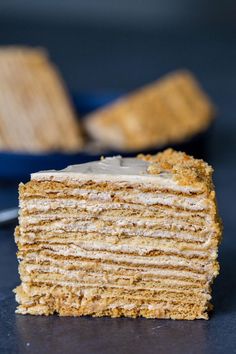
[0,46,83,152]
[84,70,215,151]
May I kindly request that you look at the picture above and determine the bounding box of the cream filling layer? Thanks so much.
[21,213,211,234]
[18,234,217,258]
[20,221,213,242]
[18,245,216,273]
[20,253,210,281]
[20,263,212,294]
[19,275,211,302]
[22,189,208,210]
[20,262,208,288]
[20,199,208,220]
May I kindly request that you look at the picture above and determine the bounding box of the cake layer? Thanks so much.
[20,200,210,224]
[20,262,209,289]
[21,179,205,196]
[16,232,218,259]
[17,245,218,275]
[19,262,212,297]
[30,161,204,194]
[17,283,209,307]
[19,259,208,288]
[20,212,212,233]
[20,201,211,234]
[18,223,215,243]
[17,283,210,313]
[19,267,210,296]
[20,188,210,211]
[18,253,214,276]
[19,219,213,242]
[15,284,210,319]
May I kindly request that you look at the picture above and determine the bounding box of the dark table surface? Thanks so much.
[0,20,236,354]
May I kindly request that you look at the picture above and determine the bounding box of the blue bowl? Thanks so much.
[0,92,211,182]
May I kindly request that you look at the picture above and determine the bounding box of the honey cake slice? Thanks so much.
[85,70,215,151]
[14,149,222,320]
[0,46,83,152]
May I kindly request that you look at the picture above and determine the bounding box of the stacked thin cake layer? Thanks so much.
[15,149,222,320]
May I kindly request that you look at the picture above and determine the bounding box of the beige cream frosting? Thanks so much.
[32,156,156,177]
[31,156,202,193]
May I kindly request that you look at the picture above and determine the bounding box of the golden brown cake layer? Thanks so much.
[15,284,210,319]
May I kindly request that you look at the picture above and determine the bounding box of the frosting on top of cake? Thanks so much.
[32,156,169,178]
[62,156,150,175]
[31,153,206,193]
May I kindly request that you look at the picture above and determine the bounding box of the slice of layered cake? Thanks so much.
[0,46,83,152]
[85,70,215,151]
[14,149,222,319]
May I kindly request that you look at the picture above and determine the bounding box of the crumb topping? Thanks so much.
[138,148,213,190]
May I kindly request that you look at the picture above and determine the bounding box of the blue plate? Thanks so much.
[0,92,210,182]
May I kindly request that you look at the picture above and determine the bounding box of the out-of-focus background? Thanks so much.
[1,1,236,353]
[0,0,235,92]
